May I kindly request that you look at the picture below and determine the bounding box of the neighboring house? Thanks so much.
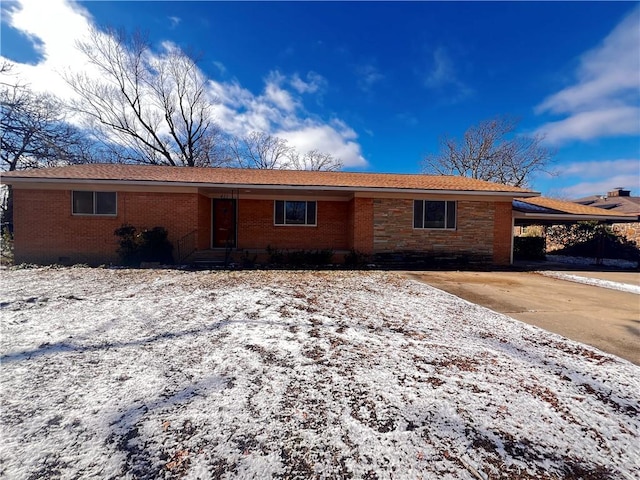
[573,188,640,245]
[0,164,634,266]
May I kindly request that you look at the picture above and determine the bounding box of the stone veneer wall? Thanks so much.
[372,198,498,262]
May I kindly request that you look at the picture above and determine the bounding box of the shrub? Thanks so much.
[114,224,139,266]
[547,222,639,261]
[344,249,370,267]
[114,224,174,266]
[513,236,546,260]
[138,227,173,264]
[266,246,334,267]
[1,227,14,265]
[266,245,286,265]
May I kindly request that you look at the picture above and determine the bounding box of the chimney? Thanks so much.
[607,188,631,197]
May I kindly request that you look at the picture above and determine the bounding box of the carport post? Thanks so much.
[510,214,515,265]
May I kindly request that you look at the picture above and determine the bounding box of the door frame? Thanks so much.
[211,198,237,249]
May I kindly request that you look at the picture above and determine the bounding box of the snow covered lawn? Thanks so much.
[1,267,639,480]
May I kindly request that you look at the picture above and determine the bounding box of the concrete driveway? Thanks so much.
[408,269,640,365]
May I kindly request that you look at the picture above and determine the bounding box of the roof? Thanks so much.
[0,164,537,196]
[514,196,638,223]
[573,195,640,215]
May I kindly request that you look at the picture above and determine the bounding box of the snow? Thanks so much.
[536,270,640,295]
[1,267,639,479]
[546,254,639,269]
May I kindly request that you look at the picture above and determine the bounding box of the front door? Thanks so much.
[211,199,236,248]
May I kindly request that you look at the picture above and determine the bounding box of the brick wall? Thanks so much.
[349,197,374,254]
[13,189,200,265]
[372,198,512,264]
[197,194,211,250]
[13,188,516,265]
[492,202,514,265]
[237,199,349,250]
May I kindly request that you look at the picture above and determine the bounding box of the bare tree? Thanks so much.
[1,86,93,171]
[1,65,98,226]
[422,116,554,187]
[286,149,343,171]
[66,27,225,167]
[228,131,292,169]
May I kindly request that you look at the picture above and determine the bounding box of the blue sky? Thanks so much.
[1,1,639,197]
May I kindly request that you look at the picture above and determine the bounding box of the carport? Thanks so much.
[510,197,639,263]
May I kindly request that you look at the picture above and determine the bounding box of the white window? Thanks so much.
[72,191,117,215]
[413,200,456,229]
[274,200,317,226]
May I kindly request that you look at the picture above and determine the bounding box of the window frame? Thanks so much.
[72,191,117,216]
[413,200,457,230]
[274,200,317,226]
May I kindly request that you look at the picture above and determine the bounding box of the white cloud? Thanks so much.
[536,6,640,144]
[209,78,367,167]
[168,16,181,29]
[290,72,326,94]
[278,123,367,168]
[0,0,94,100]
[0,0,368,169]
[263,72,297,112]
[355,63,383,92]
[423,46,472,103]
[549,158,640,198]
[212,61,227,76]
[559,158,640,178]
[538,107,639,144]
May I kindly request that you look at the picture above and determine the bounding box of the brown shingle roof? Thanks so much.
[515,196,638,218]
[0,164,536,194]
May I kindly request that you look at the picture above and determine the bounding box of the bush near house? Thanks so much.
[114,224,174,266]
[266,246,334,267]
[513,236,546,260]
[547,222,640,262]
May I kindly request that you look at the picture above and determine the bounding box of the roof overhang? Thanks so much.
[513,198,638,225]
[2,176,536,198]
[513,212,638,225]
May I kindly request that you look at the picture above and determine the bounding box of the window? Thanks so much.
[274,200,316,226]
[72,191,117,215]
[414,200,456,229]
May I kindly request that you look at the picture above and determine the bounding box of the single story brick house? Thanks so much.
[1,164,632,266]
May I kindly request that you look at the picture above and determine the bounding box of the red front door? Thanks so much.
[212,199,236,248]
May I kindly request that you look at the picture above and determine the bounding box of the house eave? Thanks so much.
[513,212,637,223]
[1,176,536,198]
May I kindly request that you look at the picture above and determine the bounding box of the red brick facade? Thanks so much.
[11,188,515,265]
[237,199,350,250]
[13,189,203,264]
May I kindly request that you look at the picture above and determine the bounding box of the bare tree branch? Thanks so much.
[65,27,224,167]
[286,149,343,171]
[422,116,555,187]
[228,131,293,169]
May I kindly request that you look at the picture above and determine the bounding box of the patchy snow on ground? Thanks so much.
[546,254,638,270]
[1,267,639,480]
[536,270,640,295]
